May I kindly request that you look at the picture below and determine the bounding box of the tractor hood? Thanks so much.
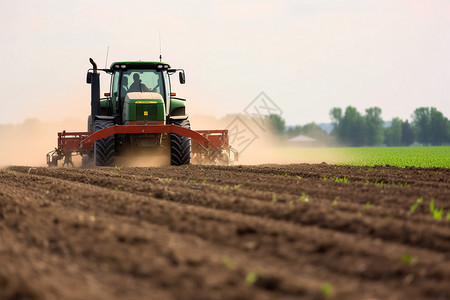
[123,92,166,124]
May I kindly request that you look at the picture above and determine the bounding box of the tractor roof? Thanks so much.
[110,61,171,70]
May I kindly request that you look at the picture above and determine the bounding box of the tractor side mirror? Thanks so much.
[86,72,92,84]
[179,71,185,84]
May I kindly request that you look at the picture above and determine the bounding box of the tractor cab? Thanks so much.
[110,62,171,117]
[88,61,186,128]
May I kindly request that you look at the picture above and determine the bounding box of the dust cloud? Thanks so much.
[0,118,86,168]
[0,115,337,169]
[190,114,317,165]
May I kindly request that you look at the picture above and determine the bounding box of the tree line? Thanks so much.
[264,106,450,146]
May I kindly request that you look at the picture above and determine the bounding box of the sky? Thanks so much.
[1,0,449,127]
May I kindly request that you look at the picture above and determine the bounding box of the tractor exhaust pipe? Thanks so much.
[89,58,101,121]
[90,58,98,73]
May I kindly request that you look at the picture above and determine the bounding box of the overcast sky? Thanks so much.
[1,0,449,126]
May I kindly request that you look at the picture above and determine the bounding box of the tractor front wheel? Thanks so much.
[93,120,115,166]
[169,119,191,166]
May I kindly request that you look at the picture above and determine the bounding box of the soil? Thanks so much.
[1,163,449,300]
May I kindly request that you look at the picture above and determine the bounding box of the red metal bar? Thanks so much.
[80,125,212,150]
[195,130,229,149]
[58,131,91,151]
[56,125,230,154]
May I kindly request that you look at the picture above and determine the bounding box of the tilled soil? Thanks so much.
[0,164,449,300]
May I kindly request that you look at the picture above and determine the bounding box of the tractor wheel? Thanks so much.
[93,120,115,166]
[170,119,191,166]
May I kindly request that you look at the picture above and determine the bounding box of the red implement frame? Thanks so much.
[48,125,237,166]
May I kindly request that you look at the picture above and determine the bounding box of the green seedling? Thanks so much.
[166,178,173,182]
[332,176,348,183]
[428,199,444,220]
[322,176,328,181]
[319,282,334,296]
[202,179,207,184]
[429,199,435,213]
[284,173,289,177]
[222,256,235,270]
[446,212,450,221]
[332,198,338,206]
[140,171,144,175]
[402,253,418,265]
[234,184,242,189]
[114,185,123,191]
[245,271,258,285]
[365,202,371,210]
[189,179,196,183]
[288,200,294,205]
[411,197,423,213]
[433,208,443,221]
[296,175,302,180]
[115,166,121,171]
[272,193,277,203]
[298,193,309,202]
[365,180,370,185]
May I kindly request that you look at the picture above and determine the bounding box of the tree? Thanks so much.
[329,107,343,125]
[429,108,449,145]
[287,123,330,144]
[329,107,343,143]
[385,118,402,146]
[401,120,414,146]
[265,114,286,136]
[365,107,384,146]
[330,106,366,146]
[301,123,330,141]
[412,107,431,145]
[412,107,449,145]
[287,125,303,138]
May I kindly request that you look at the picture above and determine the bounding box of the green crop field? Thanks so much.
[275,146,450,168]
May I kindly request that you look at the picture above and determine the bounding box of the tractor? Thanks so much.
[46,58,237,167]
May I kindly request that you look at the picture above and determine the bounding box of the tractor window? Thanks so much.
[120,69,164,100]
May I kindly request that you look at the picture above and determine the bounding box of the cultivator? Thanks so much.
[46,126,238,167]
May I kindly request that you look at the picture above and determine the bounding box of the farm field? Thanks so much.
[1,163,450,300]
[275,146,450,168]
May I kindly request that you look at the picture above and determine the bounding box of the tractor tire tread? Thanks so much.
[94,120,115,166]
[170,119,191,166]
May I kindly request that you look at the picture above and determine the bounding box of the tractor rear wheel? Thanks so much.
[170,119,191,166]
[93,120,115,166]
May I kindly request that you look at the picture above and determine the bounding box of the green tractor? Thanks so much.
[46,58,236,167]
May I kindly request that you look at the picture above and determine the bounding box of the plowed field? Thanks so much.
[1,164,449,300]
